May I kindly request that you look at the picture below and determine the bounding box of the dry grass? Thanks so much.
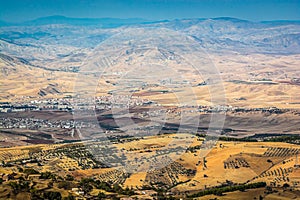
[0,135,299,199]
[199,187,300,200]
[1,53,300,109]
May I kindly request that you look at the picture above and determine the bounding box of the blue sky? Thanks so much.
[0,0,299,22]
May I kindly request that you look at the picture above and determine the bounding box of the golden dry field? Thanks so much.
[1,53,300,109]
[0,133,299,199]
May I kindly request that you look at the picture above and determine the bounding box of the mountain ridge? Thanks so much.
[1,15,300,27]
[0,15,299,70]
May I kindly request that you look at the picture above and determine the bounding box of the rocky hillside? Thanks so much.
[0,16,299,71]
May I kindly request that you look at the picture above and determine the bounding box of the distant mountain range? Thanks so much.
[1,15,299,27]
[0,15,300,71]
[0,15,160,27]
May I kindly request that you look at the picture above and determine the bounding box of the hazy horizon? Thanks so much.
[0,0,299,23]
[2,14,300,24]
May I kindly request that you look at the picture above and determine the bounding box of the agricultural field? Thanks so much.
[0,134,299,199]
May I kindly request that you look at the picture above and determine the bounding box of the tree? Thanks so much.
[40,171,55,179]
[43,191,62,200]
[9,180,30,194]
[9,182,19,193]
[283,183,290,188]
[30,188,42,199]
[23,168,39,175]
[79,178,93,194]
[97,192,106,200]
[58,181,72,190]
[123,186,135,196]
[65,174,74,181]
[95,181,112,192]
[48,181,54,188]
[112,183,123,193]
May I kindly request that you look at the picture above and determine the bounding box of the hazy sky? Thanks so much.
[0,0,299,22]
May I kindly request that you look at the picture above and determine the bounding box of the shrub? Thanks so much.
[43,191,62,200]
[58,181,72,190]
[23,168,39,175]
[97,192,106,200]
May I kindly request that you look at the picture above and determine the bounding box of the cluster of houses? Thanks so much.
[0,96,154,113]
[0,95,294,115]
[0,117,75,129]
[0,99,72,113]
[75,95,154,110]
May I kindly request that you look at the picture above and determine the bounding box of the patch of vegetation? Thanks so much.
[40,171,55,180]
[8,180,30,194]
[97,192,106,200]
[23,168,39,175]
[189,182,266,198]
[263,135,300,144]
[42,191,62,200]
[219,137,258,142]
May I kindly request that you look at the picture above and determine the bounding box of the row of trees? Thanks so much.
[189,182,266,198]
[263,135,300,144]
